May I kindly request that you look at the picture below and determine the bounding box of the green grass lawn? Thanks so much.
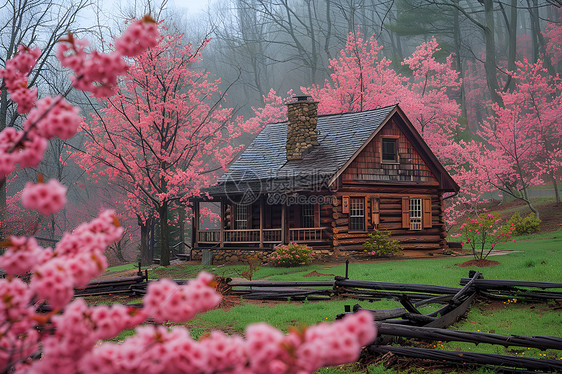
[105,263,139,273]
[111,230,562,373]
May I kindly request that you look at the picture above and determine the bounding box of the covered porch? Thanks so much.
[192,196,330,249]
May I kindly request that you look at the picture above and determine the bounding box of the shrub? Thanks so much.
[508,212,541,236]
[269,243,314,267]
[459,212,515,260]
[363,230,403,257]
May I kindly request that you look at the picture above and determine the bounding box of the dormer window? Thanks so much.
[382,138,398,163]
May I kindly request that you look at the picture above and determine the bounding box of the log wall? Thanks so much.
[329,187,447,251]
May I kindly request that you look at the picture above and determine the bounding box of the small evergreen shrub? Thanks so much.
[269,243,314,267]
[363,230,403,257]
[508,212,541,236]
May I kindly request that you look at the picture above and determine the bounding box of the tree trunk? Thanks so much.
[139,216,152,266]
[159,201,170,266]
[150,221,155,261]
[505,0,518,91]
[552,177,560,206]
[483,0,502,107]
[0,87,8,240]
[453,6,468,120]
[179,207,186,251]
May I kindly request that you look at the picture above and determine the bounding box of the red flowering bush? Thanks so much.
[459,212,516,260]
[270,243,314,267]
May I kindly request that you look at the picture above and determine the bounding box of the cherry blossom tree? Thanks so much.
[303,33,461,161]
[481,58,562,215]
[75,32,255,266]
[0,18,377,373]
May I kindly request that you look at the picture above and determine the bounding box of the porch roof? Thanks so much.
[206,105,396,196]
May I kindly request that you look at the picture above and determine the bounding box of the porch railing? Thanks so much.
[198,230,221,243]
[289,227,328,242]
[198,229,282,244]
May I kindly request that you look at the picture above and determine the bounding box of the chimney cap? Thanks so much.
[292,94,313,102]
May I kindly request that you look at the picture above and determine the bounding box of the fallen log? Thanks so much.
[337,288,454,301]
[367,346,562,372]
[460,279,562,290]
[334,279,461,295]
[229,280,335,288]
[451,271,481,304]
[375,323,562,351]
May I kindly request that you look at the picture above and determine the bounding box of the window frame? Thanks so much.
[381,136,399,164]
[301,204,316,228]
[409,198,422,231]
[349,197,366,232]
[234,204,250,229]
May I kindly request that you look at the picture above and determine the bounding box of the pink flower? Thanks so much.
[31,257,75,308]
[26,96,81,140]
[115,16,160,57]
[21,179,67,215]
[0,236,48,276]
[0,127,47,178]
[0,45,40,114]
[143,272,221,323]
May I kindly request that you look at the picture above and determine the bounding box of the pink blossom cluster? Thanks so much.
[29,299,146,373]
[0,127,47,179]
[21,179,67,215]
[0,236,46,276]
[26,210,123,308]
[57,38,128,98]
[115,16,160,57]
[0,52,81,180]
[57,16,159,97]
[25,95,82,140]
[65,310,375,374]
[0,45,40,114]
[144,272,221,323]
[0,278,39,370]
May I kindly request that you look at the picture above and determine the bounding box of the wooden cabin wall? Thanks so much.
[342,119,438,185]
[329,187,447,251]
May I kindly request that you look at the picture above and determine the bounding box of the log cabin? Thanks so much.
[193,95,459,260]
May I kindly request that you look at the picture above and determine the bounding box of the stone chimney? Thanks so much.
[286,95,319,160]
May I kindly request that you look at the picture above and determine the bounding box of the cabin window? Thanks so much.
[349,197,365,231]
[301,204,315,228]
[409,198,422,230]
[235,204,249,229]
[382,138,398,163]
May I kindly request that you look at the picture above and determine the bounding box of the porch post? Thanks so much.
[259,197,264,248]
[219,200,224,247]
[193,200,199,248]
[281,203,287,244]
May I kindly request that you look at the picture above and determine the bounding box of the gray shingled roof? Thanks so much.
[207,105,396,196]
